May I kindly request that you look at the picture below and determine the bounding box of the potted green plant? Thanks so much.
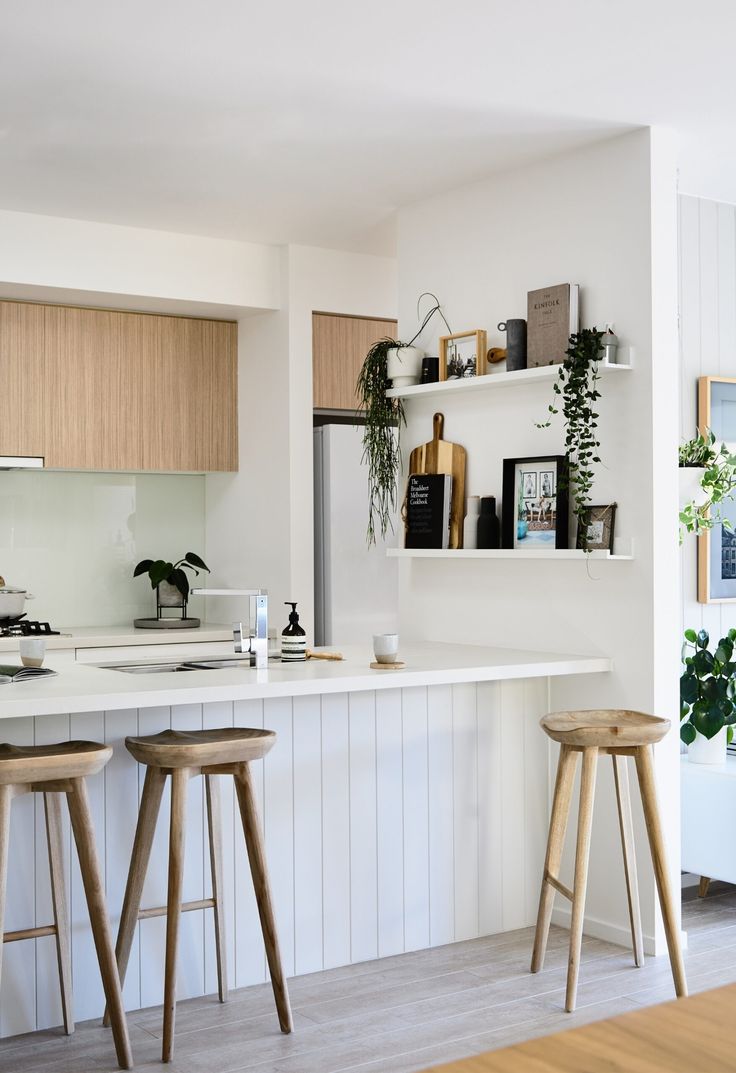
[537,328,604,550]
[133,552,210,619]
[356,293,454,543]
[679,429,736,539]
[681,627,736,763]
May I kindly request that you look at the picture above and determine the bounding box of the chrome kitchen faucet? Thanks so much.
[190,588,268,669]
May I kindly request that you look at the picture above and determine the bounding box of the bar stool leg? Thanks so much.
[163,767,189,1063]
[205,774,228,1003]
[634,744,688,998]
[104,765,167,1026]
[0,785,13,995]
[531,744,577,973]
[66,777,133,1070]
[234,763,293,1033]
[566,746,598,1013]
[44,791,75,1034]
[612,754,644,968]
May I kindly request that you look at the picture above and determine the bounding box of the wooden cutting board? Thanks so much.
[407,412,466,548]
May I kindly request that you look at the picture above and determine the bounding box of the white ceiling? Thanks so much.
[2,0,735,255]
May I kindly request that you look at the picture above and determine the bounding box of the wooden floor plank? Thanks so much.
[1,895,735,1073]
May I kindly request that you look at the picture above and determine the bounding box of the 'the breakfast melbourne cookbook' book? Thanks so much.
[405,473,453,549]
[527,283,579,367]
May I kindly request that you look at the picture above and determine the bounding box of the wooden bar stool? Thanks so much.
[0,740,132,1069]
[109,727,293,1063]
[531,710,687,1012]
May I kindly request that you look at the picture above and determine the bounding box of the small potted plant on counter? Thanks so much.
[681,627,736,764]
[133,552,210,628]
[679,429,736,540]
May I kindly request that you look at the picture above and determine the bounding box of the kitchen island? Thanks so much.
[0,637,610,1039]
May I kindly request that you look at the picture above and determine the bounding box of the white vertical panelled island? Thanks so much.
[0,631,610,1038]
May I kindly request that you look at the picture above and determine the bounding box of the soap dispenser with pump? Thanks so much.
[281,601,306,662]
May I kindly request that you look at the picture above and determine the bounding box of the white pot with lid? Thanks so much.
[0,584,35,618]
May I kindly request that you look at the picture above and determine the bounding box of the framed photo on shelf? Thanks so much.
[698,376,736,602]
[502,455,569,549]
[576,503,617,552]
[439,330,488,381]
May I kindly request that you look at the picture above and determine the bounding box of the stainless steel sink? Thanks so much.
[97,657,272,674]
[100,663,199,674]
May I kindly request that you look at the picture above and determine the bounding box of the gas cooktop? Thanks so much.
[0,617,61,637]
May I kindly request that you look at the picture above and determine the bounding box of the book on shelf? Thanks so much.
[0,664,58,682]
[405,473,453,549]
[527,283,579,367]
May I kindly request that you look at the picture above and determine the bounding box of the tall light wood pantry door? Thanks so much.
[312,312,398,411]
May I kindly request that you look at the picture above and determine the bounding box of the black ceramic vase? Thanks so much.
[477,496,501,549]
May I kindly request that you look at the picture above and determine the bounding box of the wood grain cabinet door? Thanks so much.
[43,306,238,472]
[0,301,45,458]
[312,313,397,411]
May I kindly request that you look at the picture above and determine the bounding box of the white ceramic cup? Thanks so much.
[19,637,46,668]
[373,633,399,664]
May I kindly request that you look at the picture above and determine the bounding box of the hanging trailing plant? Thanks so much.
[537,328,604,550]
[356,337,406,544]
[356,293,452,543]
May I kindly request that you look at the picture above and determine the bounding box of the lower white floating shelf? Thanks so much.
[387,548,634,560]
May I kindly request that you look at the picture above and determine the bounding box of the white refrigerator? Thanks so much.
[313,424,398,646]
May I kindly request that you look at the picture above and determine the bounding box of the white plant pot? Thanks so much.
[679,466,708,510]
[688,726,727,765]
[386,346,424,388]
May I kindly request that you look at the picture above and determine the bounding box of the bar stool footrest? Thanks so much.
[138,898,216,921]
[4,923,58,943]
[544,872,573,902]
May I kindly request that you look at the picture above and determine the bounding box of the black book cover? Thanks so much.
[405,473,452,549]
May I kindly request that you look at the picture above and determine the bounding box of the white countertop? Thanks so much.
[0,642,611,720]
[0,623,233,652]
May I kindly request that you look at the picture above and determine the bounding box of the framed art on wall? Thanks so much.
[439,330,488,381]
[502,455,569,549]
[576,503,617,552]
[698,376,736,602]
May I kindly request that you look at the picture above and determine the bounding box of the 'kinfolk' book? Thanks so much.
[527,283,579,367]
[405,474,453,549]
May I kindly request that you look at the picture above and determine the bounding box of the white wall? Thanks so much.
[679,194,736,641]
[395,129,681,952]
[206,244,397,636]
[0,208,281,313]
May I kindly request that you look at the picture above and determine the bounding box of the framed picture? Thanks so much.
[439,330,488,381]
[502,455,569,549]
[698,376,736,601]
[576,503,617,552]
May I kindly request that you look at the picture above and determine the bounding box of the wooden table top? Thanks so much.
[423,984,735,1072]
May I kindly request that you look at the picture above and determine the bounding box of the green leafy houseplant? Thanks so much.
[680,627,736,745]
[679,429,736,538]
[356,337,406,544]
[537,328,604,550]
[356,292,453,544]
[133,552,210,602]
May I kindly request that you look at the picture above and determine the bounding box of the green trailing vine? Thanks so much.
[679,429,736,539]
[356,338,405,544]
[537,328,604,550]
[356,292,452,544]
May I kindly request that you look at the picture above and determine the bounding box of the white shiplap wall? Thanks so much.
[679,194,736,638]
[0,679,548,1037]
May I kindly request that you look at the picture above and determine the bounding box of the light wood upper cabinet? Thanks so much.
[313,312,397,411]
[0,301,45,458]
[0,300,238,472]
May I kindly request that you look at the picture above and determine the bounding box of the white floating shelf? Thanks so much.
[387,548,633,561]
[386,362,632,401]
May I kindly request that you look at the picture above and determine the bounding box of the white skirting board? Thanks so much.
[0,679,550,1038]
